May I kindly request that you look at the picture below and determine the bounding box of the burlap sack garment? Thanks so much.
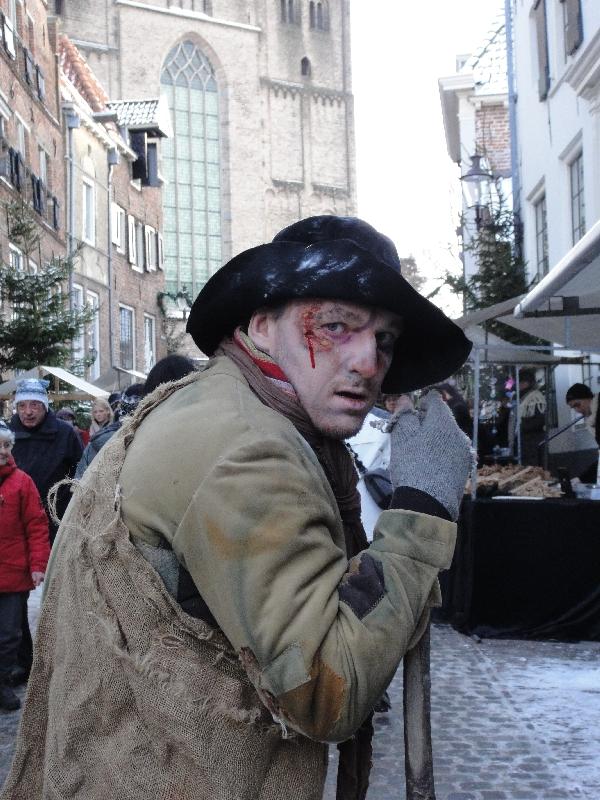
[1,374,326,800]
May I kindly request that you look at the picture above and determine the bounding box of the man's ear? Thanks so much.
[247,309,275,355]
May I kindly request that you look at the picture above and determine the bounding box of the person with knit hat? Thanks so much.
[10,378,83,545]
[0,420,49,712]
[2,216,473,800]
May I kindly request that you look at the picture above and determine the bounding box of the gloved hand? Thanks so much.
[388,390,474,521]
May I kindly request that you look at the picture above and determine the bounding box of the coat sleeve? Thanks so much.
[20,473,50,575]
[171,435,455,744]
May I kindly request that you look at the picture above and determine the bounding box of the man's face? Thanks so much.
[17,400,47,428]
[251,299,402,438]
[568,398,593,417]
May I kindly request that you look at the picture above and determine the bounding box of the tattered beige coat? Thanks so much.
[1,357,456,800]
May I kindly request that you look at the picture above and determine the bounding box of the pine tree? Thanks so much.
[399,255,427,294]
[0,200,94,376]
[443,190,543,346]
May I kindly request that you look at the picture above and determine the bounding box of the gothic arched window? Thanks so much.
[301,56,311,77]
[160,41,221,296]
[309,1,329,31]
[281,0,297,24]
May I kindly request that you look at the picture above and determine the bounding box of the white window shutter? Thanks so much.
[128,215,136,264]
[158,233,164,270]
[111,203,119,246]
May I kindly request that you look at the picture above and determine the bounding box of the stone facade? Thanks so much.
[0,0,65,278]
[56,0,356,295]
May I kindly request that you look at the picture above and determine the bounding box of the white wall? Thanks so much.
[513,0,600,427]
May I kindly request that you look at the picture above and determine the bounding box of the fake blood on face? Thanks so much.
[301,303,334,369]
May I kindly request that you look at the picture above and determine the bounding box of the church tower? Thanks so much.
[56,0,356,297]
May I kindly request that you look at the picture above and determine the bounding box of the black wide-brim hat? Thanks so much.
[187,216,472,392]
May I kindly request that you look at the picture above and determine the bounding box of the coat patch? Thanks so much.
[338,554,385,620]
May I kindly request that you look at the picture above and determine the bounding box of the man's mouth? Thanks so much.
[334,389,371,409]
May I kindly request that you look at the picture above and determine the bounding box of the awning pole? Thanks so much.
[471,348,481,499]
[515,366,522,464]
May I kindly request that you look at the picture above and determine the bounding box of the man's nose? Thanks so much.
[347,333,379,379]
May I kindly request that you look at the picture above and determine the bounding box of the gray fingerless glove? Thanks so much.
[388,391,474,522]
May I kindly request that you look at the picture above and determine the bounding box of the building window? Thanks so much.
[135,221,145,271]
[143,314,156,373]
[309,1,329,31]
[9,244,23,272]
[145,225,157,271]
[82,179,95,245]
[111,203,126,251]
[1,9,17,59]
[119,305,135,370]
[38,148,47,185]
[301,57,311,77]
[534,195,549,278]
[127,214,137,265]
[72,283,85,366]
[16,118,26,157]
[533,0,550,101]
[86,290,100,380]
[562,0,583,57]
[570,152,585,244]
[161,41,222,296]
[281,0,297,24]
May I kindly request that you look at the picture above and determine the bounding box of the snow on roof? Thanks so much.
[462,15,508,96]
[108,98,172,138]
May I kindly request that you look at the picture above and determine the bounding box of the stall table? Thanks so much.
[438,496,600,641]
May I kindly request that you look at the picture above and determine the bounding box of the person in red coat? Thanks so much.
[0,420,50,711]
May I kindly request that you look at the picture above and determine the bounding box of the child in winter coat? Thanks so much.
[0,420,50,711]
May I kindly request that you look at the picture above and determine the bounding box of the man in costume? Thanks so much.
[2,216,472,800]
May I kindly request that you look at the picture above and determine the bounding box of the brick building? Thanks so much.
[59,36,168,386]
[55,0,356,303]
[0,0,64,281]
[439,18,511,284]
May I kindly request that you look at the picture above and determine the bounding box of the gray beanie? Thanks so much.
[15,378,49,410]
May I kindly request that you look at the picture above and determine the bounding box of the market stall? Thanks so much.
[435,312,600,642]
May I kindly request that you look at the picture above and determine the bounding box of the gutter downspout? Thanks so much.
[107,148,119,368]
[505,0,522,259]
[64,107,80,312]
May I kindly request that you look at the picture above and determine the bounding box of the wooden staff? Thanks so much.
[403,621,436,800]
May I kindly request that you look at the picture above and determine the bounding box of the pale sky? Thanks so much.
[350,0,505,312]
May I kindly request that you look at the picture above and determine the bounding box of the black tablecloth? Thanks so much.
[438,497,600,641]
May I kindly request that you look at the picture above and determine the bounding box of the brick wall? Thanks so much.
[0,0,65,275]
[475,102,511,175]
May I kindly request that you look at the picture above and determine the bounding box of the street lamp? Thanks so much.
[460,153,493,228]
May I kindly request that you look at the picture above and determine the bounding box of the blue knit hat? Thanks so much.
[0,419,15,443]
[15,378,50,409]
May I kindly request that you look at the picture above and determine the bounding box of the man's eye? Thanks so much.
[322,322,346,334]
[376,332,397,352]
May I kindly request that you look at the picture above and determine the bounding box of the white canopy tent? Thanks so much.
[0,366,109,401]
[454,290,600,354]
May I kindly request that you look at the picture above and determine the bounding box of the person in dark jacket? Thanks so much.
[75,383,146,479]
[9,379,82,683]
[0,420,50,711]
[144,354,197,395]
[434,383,472,437]
[10,379,83,543]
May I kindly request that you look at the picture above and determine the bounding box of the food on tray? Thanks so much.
[465,464,562,498]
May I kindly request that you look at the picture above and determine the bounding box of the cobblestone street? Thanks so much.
[2,596,599,799]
